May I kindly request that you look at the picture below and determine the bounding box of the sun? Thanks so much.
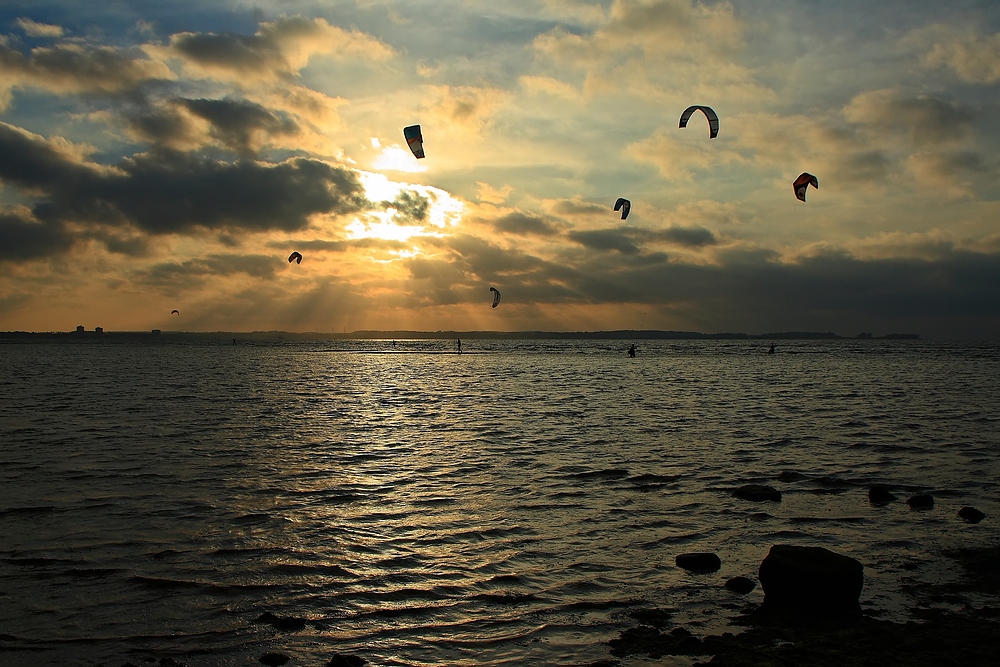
[346,171,466,246]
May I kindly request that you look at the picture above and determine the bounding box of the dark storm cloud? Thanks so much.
[123,103,193,148]
[555,245,1000,335]
[438,233,554,274]
[551,199,608,216]
[168,31,281,74]
[568,229,641,254]
[0,121,366,235]
[492,212,559,236]
[180,97,299,155]
[384,189,429,224]
[0,209,73,261]
[652,226,717,248]
[121,96,301,155]
[0,121,93,191]
[137,253,279,287]
[0,39,170,95]
[567,224,715,255]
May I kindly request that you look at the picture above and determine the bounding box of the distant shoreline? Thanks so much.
[0,329,920,341]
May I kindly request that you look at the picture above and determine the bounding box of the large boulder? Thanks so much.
[907,494,934,511]
[733,485,782,502]
[676,552,721,573]
[725,576,756,594]
[958,507,986,523]
[868,485,897,506]
[758,544,864,615]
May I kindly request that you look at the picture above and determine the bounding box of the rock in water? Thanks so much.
[676,552,721,573]
[758,544,864,614]
[725,576,756,594]
[907,494,934,511]
[328,655,367,667]
[958,507,986,523]
[259,652,290,666]
[732,485,782,502]
[868,485,897,506]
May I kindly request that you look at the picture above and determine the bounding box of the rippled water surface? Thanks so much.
[2,338,999,666]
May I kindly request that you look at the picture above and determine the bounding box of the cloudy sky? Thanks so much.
[1,0,999,338]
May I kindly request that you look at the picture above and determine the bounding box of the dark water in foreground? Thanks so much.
[1,338,998,666]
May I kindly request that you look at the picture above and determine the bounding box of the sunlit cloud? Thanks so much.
[371,145,427,172]
[2,2,1000,337]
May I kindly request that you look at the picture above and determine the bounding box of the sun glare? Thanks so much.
[351,171,467,246]
[372,145,427,172]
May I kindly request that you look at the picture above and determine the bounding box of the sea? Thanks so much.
[1,337,998,667]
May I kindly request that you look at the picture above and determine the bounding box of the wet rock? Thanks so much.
[733,485,782,502]
[907,494,934,511]
[629,607,672,628]
[758,544,864,615]
[608,625,703,658]
[159,660,186,667]
[725,576,756,595]
[327,654,367,667]
[259,653,290,667]
[777,471,806,482]
[867,485,897,506]
[256,611,307,631]
[676,552,721,573]
[958,506,986,523]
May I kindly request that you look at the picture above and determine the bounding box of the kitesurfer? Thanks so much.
[768,343,775,354]
[457,338,462,354]
[628,344,637,358]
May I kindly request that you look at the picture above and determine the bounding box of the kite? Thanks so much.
[614,197,631,221]
[288,252,302,264]
[404,125,425,159]
[490,286,501,308]
[792,173,818,202]
[679,105,719,139]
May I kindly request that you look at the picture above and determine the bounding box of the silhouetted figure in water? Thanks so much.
[457,338,462,354]
[392,340,396,349]
[768,342,775,354]
[233,338,237,346]
[628,343,637,358]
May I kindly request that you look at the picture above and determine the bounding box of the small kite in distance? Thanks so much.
[170,310,179,315]
[614,197,631,220]
[404,124,425,159]
[490,286,501,308]
[288,252,302,264]
[679,105,719,139]
[792,173,819,202]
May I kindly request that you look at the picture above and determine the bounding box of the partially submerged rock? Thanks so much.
[725,576,756,595]
[907,494,934,511]
[259,652,290,666]
[868,485,897,506]
[958,507,986,523]
[733,484,782,502]
[758,544,863,615]
[676,552,721,573]
[328,654,367,667]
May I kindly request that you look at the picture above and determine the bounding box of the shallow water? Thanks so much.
[1,338,998,666]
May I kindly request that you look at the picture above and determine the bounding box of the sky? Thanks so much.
[1,0,999,338]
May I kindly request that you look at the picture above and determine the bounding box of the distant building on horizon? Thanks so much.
[95,327,103,334]
[76,325,85,333]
